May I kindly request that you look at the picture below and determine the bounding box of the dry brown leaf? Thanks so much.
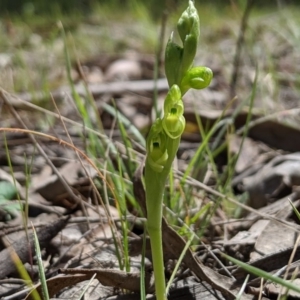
[243,153,300,208]
[228,134,261,174]
[25,274,90,300]
[250,201,298,261]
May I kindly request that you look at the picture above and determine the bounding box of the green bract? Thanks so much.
[180,66,213,95]
[162,85,185,139]
[179,34,198,80]
[146,119,169,173]
[165,36,182,87]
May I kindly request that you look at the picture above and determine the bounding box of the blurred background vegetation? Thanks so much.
[1,0,300,100]
[0,0,299,18]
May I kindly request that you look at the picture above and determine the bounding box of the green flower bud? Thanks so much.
[177,0,200,79]
[165,34,183,87]
[180,66,213,95]
[146,119,169,173]
[177,0,200,46]
[162,85,186,139]
[165,1,201,88]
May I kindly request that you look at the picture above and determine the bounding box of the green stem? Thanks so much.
[148,226,166,300]
[145,137,180,300]
[145,162,167,300]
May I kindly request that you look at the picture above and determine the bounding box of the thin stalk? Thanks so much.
[145,137,180,300]
[148,228,165,299]
[145,164,167,300]
[145,163,167,300]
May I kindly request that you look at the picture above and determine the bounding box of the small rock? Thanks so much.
[0,53,12,68]
[105,59,142,81]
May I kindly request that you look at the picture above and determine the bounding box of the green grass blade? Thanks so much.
[190,201,213,224]
[76,273,97,300]
[289,200,300,221]
[166,233,194,294]
[60,21,104,158]
[182,113,227,182]
[140,233,147,300]
[224,254,300,294]
[236,274,249,300]
[32,224,49,300]
[9,246,41,300]
[223,67,258,189]
[116,156,130,272]
[114,101,135,178]
[102,102,146,147]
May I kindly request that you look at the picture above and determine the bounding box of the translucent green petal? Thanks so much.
[146,119,169,172]
[163,114,186,139]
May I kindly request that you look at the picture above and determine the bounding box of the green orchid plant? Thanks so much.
[144,1,213,299]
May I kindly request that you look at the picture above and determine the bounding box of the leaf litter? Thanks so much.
[1,5,300,300]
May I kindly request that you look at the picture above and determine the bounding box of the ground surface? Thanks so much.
[1,3,300,300]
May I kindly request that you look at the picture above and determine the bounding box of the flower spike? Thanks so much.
[145,2,212,299]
